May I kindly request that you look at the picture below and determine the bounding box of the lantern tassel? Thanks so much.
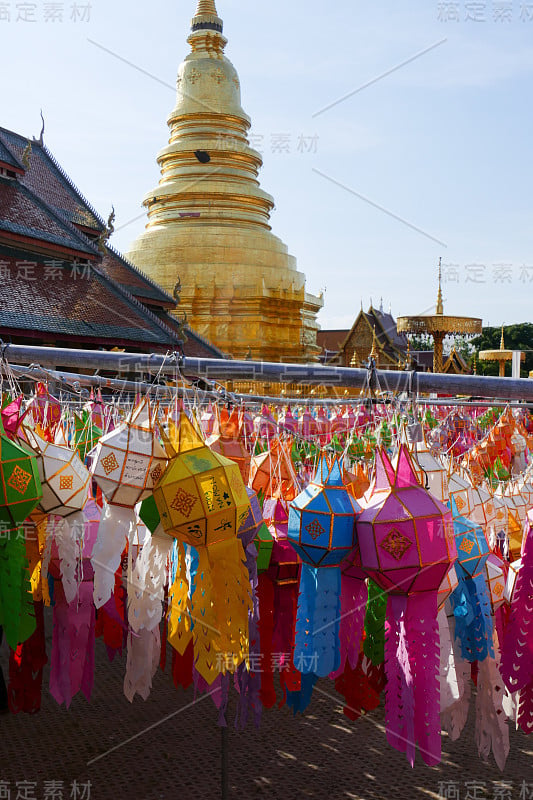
[500,522,533,694]
[409,593,441,766]
[92,501,135,609]
[312,567,341,678]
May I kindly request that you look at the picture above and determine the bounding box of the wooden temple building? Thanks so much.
[0,125,223,359]
[318,303,471,375]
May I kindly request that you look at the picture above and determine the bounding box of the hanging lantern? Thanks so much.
[153,412,252,685]
[24,429,91,518]
[90,398,168,609]
[91,398,167,509]
[287,456,360,702]
[249,437,298,502]
[279,407,298,435]
[357,446,456,766]
[413,436,449,504]
[437,564,459,612]
[503,558,521,604]
[484,553,506,612]
[0,423,42,528]
[207,407,251,485]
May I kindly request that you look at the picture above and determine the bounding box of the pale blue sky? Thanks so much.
[2,0,532,330]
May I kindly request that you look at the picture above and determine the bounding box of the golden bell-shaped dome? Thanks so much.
[125,1,322,362]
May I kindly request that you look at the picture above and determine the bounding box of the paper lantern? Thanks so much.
[413,437,449,503]
[254,522,273,573]
[207,407,251,485]
[503,558,521,604]
[153,412,252,684]
[485,553,506,612]
[25,430,91,517]
[447,467,475,519]
[358,447,455,595]
[451,497,490,580]
[91,398,167,508]
[289,456,359,568]
[254,405,277,440]
[288,456,360,680]
[0,424,42,527]
[357,446,456,766]
[250,438,297,502]
[90,399,167,610]
[154,416,249,548]
[279,407,298,435]
[437,564,458,612]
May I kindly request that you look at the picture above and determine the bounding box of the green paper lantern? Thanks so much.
[0,425,42,528]
[254,521,273,573]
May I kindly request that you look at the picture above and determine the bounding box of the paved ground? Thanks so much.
[0,617,531,800]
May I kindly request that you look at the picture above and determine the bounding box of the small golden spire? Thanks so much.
[195,0,217,13]
[191,0,222,31]
[436,257,444,315]
[500,325,505,351]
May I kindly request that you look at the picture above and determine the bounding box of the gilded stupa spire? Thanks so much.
[500,324,505,351]
[436,257,444,315]
[125,0,323,362]
[191,0,223,33]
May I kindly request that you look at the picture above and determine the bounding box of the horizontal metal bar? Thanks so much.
[0,343,532,401]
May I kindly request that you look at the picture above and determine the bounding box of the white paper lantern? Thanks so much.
[91,398,167,508]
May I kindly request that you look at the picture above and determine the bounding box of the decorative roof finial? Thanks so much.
[38,109,45,146]
[500,324,505,351]
[97,205,116,253]
[379,297,383,313]
[436,257,444,315]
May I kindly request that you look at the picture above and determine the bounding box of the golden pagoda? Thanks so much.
[479,326,525,377]
[397,259,482,373]
[126,0,322,362]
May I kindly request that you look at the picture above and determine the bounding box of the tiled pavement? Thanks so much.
[0,626,531,800]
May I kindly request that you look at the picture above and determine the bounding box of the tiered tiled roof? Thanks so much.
[0,124,225,358]
[100,247,175,308]
[0,128,104,233]
[0,177,98,257]
[0,138,24,174]
[0,247,180,346]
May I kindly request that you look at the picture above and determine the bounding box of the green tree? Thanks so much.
[471,324,533,377]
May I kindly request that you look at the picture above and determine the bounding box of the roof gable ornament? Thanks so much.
[21,140,32,169]
[97,206,116,253]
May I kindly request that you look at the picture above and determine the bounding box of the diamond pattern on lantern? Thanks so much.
[460,538,475,554]
[305,518,326,541]
[455,496,465,512]
[380,528,413,561]
[493,582,504,597]
[59,475,74,491]
[7,466,32,495]
[170,488,197,518]
[101,452,120,476]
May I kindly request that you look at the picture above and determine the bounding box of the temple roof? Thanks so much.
[0,177,99,258]
[99,247,176,308]
[0,127,105,233]
[0,247,180,347]
[0,137,24,173]
[0,123,224,358]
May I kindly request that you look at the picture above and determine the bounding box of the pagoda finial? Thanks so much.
[500,324,505,351]
[436,257,444,315]
[191,0,223,32]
